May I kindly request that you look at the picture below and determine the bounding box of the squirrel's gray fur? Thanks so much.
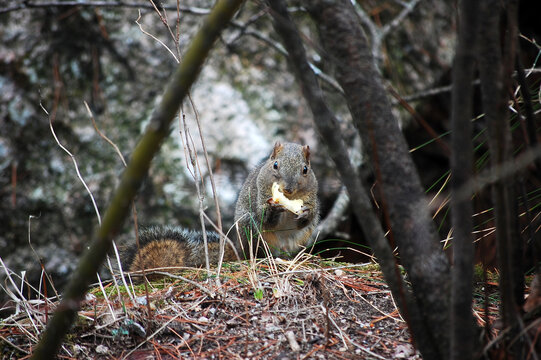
[234,142,319,257]
[123,142,319,273]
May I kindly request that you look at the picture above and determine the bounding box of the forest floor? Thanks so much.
[0,256,506,359]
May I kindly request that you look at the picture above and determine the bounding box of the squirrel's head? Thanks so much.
[265,142,316,197]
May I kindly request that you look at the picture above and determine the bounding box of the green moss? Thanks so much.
[473,264,500,284]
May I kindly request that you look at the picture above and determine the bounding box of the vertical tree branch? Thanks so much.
[504,2,524,315]
[30,1,243,358]
[266,1,440,358]
[449,1,479,359]
[305,0,450,358]
[477,0,521,345]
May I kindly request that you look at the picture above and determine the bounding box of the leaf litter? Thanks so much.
[1,257,419,359]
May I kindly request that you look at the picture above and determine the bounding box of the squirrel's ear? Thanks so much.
[271,142,283,159]
[302,145,311,163]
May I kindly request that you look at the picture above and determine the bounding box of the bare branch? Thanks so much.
[85,101,137,305]
[228,20,344,94]
[351,0,420,68]
[265,1,435,358]
[393,68,541,104]
[478,2,522,353]
[449,0,479,358]
[379,0,420,39]
[43,103,102,226]
[305,1,451,358]
[30,1,243,358]
[313,186,349,242]
[0,1,211,15]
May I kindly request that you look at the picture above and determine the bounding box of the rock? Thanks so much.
[95,344,109,355]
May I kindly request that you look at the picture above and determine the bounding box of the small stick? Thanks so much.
[285,330,301,352]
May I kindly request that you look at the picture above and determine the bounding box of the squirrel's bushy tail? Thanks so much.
[122,226,235,273]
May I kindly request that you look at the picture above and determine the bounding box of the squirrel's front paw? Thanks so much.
[267,198,287,212]
[267,198,287,213]
[295,206,311,225]
[264,198,288,226]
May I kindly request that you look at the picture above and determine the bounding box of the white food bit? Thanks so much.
[271,182,303,215]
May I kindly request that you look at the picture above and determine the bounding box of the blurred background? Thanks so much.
[1,0,540,300]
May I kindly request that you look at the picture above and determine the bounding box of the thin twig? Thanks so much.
[152,272,215,297]
[135,10,179,63]
[388,85,450,156]
[43,103,102,225]
[85,101,136,304]
[148,0,181,56]
[121,312,184,360]
[27,214,60,301]
[394,69,541,104]
[352,0,420,67]
[0,257,41,339]
[86,101,126,167]
[96,273,116,321]
[185,94,224,284]
[319,303,349,349]
[443,143,541,209]
[0,1,211,15]
[379,0,420,39]
[30,1,243,357]
[349,339,387,360]
[182,115,212,277]
[201,212,241,261]
[0,334,30,355]
[229,20,344,94]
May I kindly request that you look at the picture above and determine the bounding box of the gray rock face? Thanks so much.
[0,1,455,301]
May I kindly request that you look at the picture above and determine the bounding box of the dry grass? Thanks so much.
[0,256,419,359]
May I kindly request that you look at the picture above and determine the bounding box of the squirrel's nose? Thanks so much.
[283,187,294,196]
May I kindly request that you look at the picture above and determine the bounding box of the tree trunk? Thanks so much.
[449,1,479,359]
[265,0,435,356]
[478,0,522,355]
[305,0,451,358]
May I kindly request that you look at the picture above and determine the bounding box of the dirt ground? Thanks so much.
[1,259,419,359]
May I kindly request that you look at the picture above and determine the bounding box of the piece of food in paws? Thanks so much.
[271,182,304,215]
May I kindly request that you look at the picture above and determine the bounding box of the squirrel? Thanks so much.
[122,142,319,274]
[234,142,319,258]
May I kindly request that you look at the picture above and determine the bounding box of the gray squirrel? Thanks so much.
[123,142,319,272]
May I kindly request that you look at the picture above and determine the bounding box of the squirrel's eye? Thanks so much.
[273,161,279,170]
[303,165,308,174]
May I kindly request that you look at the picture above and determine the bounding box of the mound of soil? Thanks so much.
[1,260,418,359]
